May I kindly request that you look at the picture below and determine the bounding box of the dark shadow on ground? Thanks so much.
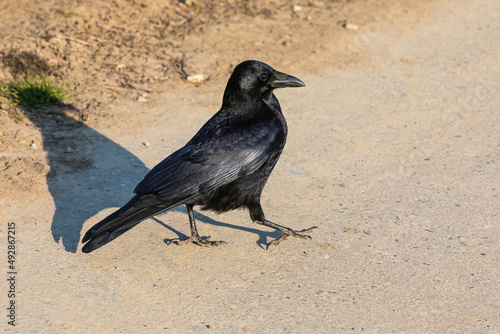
[22,105,151,252]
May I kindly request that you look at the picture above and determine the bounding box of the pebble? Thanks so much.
[30,142,38,150]
[186,74,206,83]
[312,0,326,8]
[137,96,147,102]
[343,21,359,30]
[293,5,302,13]
[143,142,150,147]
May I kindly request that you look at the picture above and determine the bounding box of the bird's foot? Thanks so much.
[266,226,318,250]
[167,235,227,247]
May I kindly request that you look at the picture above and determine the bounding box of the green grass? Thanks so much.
[0,81,10,104]
[0,76,71,109]
[57,10,73,18]
[12,114,24,122]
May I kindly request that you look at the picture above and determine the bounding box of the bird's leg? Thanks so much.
[257,220,317,249]
[170,204,226,247]
[250,204,317,249]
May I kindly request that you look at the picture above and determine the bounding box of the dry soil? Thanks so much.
[1,0,499,333]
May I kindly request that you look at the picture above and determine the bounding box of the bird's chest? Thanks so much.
[196,133,286,212]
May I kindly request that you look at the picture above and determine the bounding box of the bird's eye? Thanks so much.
[259,74,269,81]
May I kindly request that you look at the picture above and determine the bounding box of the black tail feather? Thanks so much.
[81,195,173,253]
[81,218,143,253]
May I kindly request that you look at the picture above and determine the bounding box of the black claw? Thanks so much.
[265,225,317,249]
[167,235,227,247]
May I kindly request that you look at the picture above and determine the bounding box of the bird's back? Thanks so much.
[190,95,288,213]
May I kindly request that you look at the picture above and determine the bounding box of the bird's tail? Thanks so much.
[81,195,169,253]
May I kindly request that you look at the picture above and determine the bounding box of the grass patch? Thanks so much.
[12,114,24,122]
[0,81,11,104]
[0,76,71,109]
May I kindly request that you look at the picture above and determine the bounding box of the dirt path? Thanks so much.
[2,0,499,332]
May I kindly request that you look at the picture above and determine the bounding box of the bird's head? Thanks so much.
[223,60,305,108]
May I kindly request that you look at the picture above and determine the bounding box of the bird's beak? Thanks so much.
[269,71,305,88]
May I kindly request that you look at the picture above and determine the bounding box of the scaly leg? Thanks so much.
[169,204,226,247]
[250,203,317,249]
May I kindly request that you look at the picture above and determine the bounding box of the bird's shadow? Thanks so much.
[158,207,281,249]
[24,105,277,252]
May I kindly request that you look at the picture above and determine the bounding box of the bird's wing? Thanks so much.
[134,119,281,202]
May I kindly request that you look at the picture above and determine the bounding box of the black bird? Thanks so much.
[82,60,317,253]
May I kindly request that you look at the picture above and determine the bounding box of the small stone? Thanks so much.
[186,74,206,83]
[137,96,147,102]
[343,21,359,30]
[311,1,326,8]
[30,142,38,150]
[293,5,302,13]
[64,147,74,153]
[143,142,150,147]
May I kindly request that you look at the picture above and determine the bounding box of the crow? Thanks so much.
[82,60,317,253]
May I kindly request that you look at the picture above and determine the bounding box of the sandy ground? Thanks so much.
[1,0,499,332]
